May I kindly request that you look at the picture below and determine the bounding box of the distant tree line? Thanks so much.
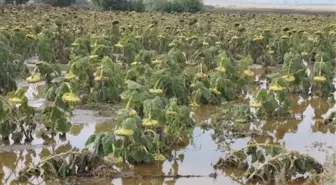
[152,0,203,13]
[1,0,204,13]
[91,0,145,11]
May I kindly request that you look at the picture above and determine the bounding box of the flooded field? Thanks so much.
[1,77,335,185]
[1,6,336,185]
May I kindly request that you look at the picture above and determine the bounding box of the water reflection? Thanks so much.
[0,95,335,185]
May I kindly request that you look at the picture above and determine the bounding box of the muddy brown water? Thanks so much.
[1,68,335,185]
[1,99,335,185]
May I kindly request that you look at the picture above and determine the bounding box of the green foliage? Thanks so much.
[252,88,292,117]
[153,0,203,13]
[312,56,335,98]
[92,0,145,11]
[43,79,80,135]
[232,104,250,123]
[91,57,124,103]
[0,88,36,143]
[214,141,324,184]
[3,0,27,4]
[0,7,335,185]
[86,97,194,164]
[37,23,74,64]
[281,50,310,92]
[19,150,112,179]
[0,29,32,94]
[41,0,76,7]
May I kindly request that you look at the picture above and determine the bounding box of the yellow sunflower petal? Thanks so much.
[235,118,248,123]
[9,97,23,104]
[250,101,262,108]
[128,109,137,117]
[64,72,76,80]
[151,59,162,65]
[281,35,289,39]
[142,118,159,127]
[210,88,221,95]
[26,75,43,83]
[149,89,164,95]
[215,66,226,73]
[269,85,285,92]
[115,128,134,137]
[26,34,37,40]
[313,76,327,83]
[301,52,309,56]
[282,75,295,83]
[244,69,254,77]
[114,42,124,48]
[189,102,200,107]
[62,92,80,104]
[154,153,166,162]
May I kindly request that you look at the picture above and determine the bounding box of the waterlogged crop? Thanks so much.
[86,96,194,164]
[214,141,324,184]
[0,5,334,185]
[0,88,37,143]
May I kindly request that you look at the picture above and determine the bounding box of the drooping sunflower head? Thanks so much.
[196,72,208,79]
[142,118,160,128]
[301,51,309,56]
[269,85,285,92]
[26,34,37,40]
[9,97,23,104]
[89,55,99,60]
[149,88,164,95]
[26,74,43,83]
[151,59,163,65]
[128,109,137,117]
[115,128,134,137]
[189,102,200,107]
[131,61,140,66]
[112,20,119,25]
[210,88,221,96]
[280,35,290,39]
[62,92,80,104]
[94,75,108,82]
[282,75,295,83]
[215,66,226,73]
[232,35,239,40]
[235,117,248,123]
[114,42,124,48]
[71,42,79,47]
[268,50,274,54]
[244,69,254,77]
[154,153,166,162]
[313,76,327,83]
[64,72,76,80]
[250,101,262,108]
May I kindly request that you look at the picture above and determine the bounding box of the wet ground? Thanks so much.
[1,66,336,185]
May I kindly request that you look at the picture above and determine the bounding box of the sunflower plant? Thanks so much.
[163,98,194,148]
[37,23,74,64]
[311,56,335,98]
[189,81,213,107]
[251,88,292,117]
[91,56,124,103]
[42,78,80,136]
[281,50,310,93]
[0,88,36,143]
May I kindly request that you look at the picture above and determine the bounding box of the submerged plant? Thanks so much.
[214,141,324,184]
